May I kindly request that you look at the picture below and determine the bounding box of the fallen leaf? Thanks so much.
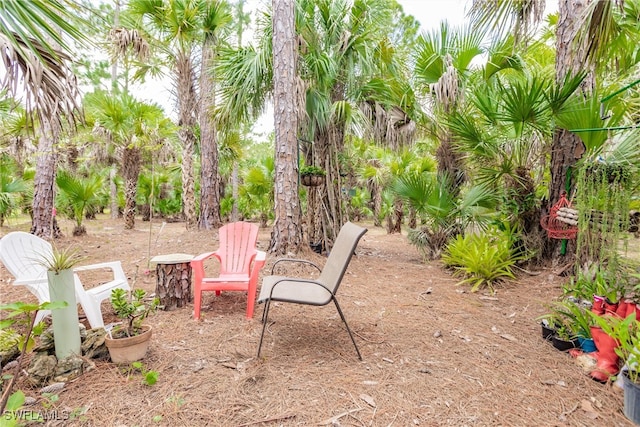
[581,399,599,419]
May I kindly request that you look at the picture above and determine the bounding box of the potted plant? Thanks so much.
[104,288,159,363]
[591,314,640,423]
[551,321,579,351]
[39,246,84,360]
[300,165,326,187]
[537,312,561,341]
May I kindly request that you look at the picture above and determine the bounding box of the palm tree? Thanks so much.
[128,0,202,229]
[198,0,231,230]
[412,21,486,196]
[55,169,104,236]
[86,90,170,230]
[468,0,626,259]
[242,156,274,228]
[218,0,416,250]
[0,1,88,237]
[392,172,496,260]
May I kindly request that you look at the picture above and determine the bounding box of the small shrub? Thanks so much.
[442,228,523,293]
[300,165,326,176]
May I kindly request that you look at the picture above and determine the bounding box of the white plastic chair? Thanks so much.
[0,231,130,328]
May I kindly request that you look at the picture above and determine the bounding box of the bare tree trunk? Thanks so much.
[371,183,382,227]
[111,0,120,93]
[175,52,198,230]
[110,0,121,221]
[231,164,239,222]
[391,199,403,234]
[31,118,59,239]
[110,165,119,219]
[269,0,302,255]
[122,146,140,230]
[546,0,592,258]
[311,124,347,249]
[198,38,222,230]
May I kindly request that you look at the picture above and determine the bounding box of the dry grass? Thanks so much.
[0,215,634,426]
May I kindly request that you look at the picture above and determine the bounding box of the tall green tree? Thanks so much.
[218,0,416,250]
[128,0,201,229]
[86,90,171,229]
[412,21,485,196]
[0,0,87,237]
[198,0,231,230]
[270,0,302,254]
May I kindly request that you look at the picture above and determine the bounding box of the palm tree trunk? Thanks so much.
[175,52,198,230]
[269,0,302,255]
[110,165,119,219]
[31,118,58,238]
[198,38,222,230]
[312,124,348,248]
[231,164,239,222]
[122,146,140,230]
[372,183,382,227]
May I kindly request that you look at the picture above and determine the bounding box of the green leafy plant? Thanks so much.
[131,361,159,386]
[300,165,326,176]
[0,301,64,419]
[552,300,593,339]
[590,313,640,383]
[393,172,496,260]
[56,169,104,236]
[37,246,85,273]
[441,228,524,293]
[109,288,159,338]
[554,321,576,341]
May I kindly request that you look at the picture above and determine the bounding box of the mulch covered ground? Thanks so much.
[0,216,634,426]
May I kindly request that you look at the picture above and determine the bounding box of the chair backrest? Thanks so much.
[318,222,367,294]
[0,231,51,281]
[217,222,259,275]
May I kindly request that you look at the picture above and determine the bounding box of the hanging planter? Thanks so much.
[300,165,326,187]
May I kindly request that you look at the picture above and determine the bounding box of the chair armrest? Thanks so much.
[13,277,48,286]
[191,252,217,264]
[270,258,321,275]
[268,277,334,303]
[74,261,127,282]
[255,250,266,264]
[251,251,267,277]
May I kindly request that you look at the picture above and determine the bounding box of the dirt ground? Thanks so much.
[0,215,635,426]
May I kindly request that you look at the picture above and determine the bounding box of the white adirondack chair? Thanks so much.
[0,231,130,329]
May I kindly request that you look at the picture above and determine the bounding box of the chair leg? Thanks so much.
[333,298,362,360]
[257,299,272,358]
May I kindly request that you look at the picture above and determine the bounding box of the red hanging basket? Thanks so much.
[540,192,578,240]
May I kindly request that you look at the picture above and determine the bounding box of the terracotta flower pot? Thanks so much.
[105,325,153,363]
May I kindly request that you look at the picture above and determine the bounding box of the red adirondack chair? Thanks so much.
[190,222,266,319]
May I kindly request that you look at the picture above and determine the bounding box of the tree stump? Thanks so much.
[150,254,194,311]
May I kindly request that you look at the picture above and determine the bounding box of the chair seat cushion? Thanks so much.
[258,275,333,306]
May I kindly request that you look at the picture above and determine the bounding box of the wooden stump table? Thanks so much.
[150,253,194,311]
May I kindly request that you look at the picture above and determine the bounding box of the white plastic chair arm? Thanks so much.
[13,277,48,285]
[73,261,127,282]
